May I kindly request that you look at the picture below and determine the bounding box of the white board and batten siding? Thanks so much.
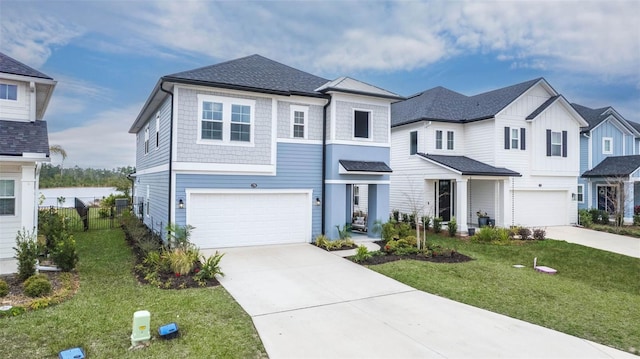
[186,189,312,248]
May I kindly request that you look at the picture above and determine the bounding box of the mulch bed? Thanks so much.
[0,270,79,308]
[354,251,474,265]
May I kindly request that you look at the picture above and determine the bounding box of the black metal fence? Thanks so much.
[39,197,131,232]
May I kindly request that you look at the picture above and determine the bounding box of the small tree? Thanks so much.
[13,229,39,281]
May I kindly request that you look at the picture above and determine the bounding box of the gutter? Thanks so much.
[159,81,174,235]
[321,95,332,235]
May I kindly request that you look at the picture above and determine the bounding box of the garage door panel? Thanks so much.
[514,191,568,227]
[188,192,311,248]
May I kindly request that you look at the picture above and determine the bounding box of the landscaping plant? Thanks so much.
[433,217,443,234]
[13,229,39,281]
[447,217,457,236]
[353,245,372,263]
[51,232,79,271]
[23,274,52,298]
[0,279,8,297]
[335,223,352,240]
[195,251,225,282]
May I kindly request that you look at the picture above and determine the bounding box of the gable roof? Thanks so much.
[417,153,520,176]
[0,120,49,157]
[163,54,329,97]
[316,76,403,100]
[571,103,638,135]
[582,155,640,178]
[0,52,52,80]
[392,78,544,127]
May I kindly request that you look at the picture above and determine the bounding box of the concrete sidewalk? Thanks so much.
[212,244,636,359]
[546,226,640,258]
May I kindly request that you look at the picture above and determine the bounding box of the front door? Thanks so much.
[438,180,452,221]
[597,185,617,214]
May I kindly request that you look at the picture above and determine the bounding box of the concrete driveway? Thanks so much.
[546,226,640,258]
[212,244,635,359]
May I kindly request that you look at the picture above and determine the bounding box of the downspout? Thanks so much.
[159,81,174,235]
[34,162,42,232]
[321,95,332,235]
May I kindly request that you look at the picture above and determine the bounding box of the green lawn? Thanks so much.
[0,229,267,359]
[368,235,640,354]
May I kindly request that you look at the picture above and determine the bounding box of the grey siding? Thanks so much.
[137,171,170,238]
[276,101,324,140]
[334,100,389,143]
[135,97,171,171]
[174,142,323,237]
[175,87,273,165]
[326,144,391,182]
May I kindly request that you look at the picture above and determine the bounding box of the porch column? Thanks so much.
[502,178,512,227]
[624,180,634,224]
[455,179,468,233]
[21,164,36,231]
[367,184,389,238]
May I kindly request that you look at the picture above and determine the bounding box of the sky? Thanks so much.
[1,0,639,169]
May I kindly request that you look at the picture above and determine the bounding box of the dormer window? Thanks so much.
[0,84,17,101]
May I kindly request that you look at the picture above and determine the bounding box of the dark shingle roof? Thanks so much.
[418,153,520,176]
[0,120,49,156]
[526,95,560,120]
[582,155,640,177]
[392,78,543,127]
[628,121,640,132]
[339,160,392,173]
[0,52,52,79]
[571,103,612,132]
[164,54,329,97]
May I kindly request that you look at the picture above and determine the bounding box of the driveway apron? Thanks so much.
[546,226,640,258]
[211,244,636,359]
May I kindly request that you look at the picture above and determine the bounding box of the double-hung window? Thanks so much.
[447,131,454,150]
[231,104,251,142]
[511,128,520,149]
[291,105,308,139]
[546,129,567,157]
[202,101,223,140]
[577,184,584,203]
[551,131,562,156]
[0,180,16,215]
[0,83,17,101]
[410,131,418,155]
[353,110,370,139]
[435,130,443,149]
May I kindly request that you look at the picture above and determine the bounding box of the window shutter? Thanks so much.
[504,127,510,149]
[562,130,568,157]
[520,128,526,150]
[546,129,551,156]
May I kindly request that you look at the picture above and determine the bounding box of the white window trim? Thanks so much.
[511,128,520,149]
[0,82,19,102]
[435,130,443,150]
[144,125,149,155]
[290,105,308,139]
[602,137,613,155]
[577,184,584,203]
[197,94,256,147]
[551,131,562,157]
[447,130,454,150]
[155,114,160,149]
[0,179,16,216]
[352,109,373,141]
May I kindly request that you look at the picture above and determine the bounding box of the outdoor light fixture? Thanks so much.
[250,183,258,188]
[571,193,576,200]
[315,197,321,206]
[178,199,184,209]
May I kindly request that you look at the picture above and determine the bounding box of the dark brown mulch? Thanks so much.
[354,251,474,265]
[0,270,79,307]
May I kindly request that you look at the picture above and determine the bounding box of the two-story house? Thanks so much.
[0,52,56,274]
[572,104,640,223]
[129,55,402,248]
[390,78,588,233]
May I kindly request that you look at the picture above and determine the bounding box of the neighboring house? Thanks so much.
[390,78,588,233]
[572,104,640,223]
[129,55,402,248]
[0,52,56,274]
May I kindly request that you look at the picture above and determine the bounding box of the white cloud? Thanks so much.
[48,104,139,169]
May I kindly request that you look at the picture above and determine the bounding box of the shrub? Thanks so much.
[353,245,372,263]
[381,221,398,241]
[38,209,66,255]
[143,250,172,273]
[166,223,196,250]
[169,248,199,275]
[473,226,494,243]
[472,226,510,244]
[51,232,79,272]
[600,210,610,224]
[579,209,593,228]
[447,217,457,237]
[195,251,225,281]
[314,234,331,249]
[394,246,419,256]
[397,222,412,238]
[634,214,640,226]
[23,274,52,298]
[402,213,410,224]
[433,217,443,233]
[13,229,39,281]
[335,223,352,240]
[532,228,546,240]
[400,236,417,247]
[421,216,431,231]
[392,209,400,222]
[518,227,532,240]
[0,279,8,297]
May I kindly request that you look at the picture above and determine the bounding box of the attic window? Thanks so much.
[0,84,17,101]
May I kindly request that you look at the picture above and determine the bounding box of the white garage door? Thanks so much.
[187,190,311,248]
[513,190,568,227]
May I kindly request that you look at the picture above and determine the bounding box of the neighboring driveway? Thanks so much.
[546,226,640,258]
[210,244,635,359]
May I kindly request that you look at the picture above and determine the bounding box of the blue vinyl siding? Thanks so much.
[136,97,171,171]
[137,171,170,238]
[580,136,589,173]
[174,142,323,237]
[325,144,391,181]
[625,134,635,155]
[592,120,626,165]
